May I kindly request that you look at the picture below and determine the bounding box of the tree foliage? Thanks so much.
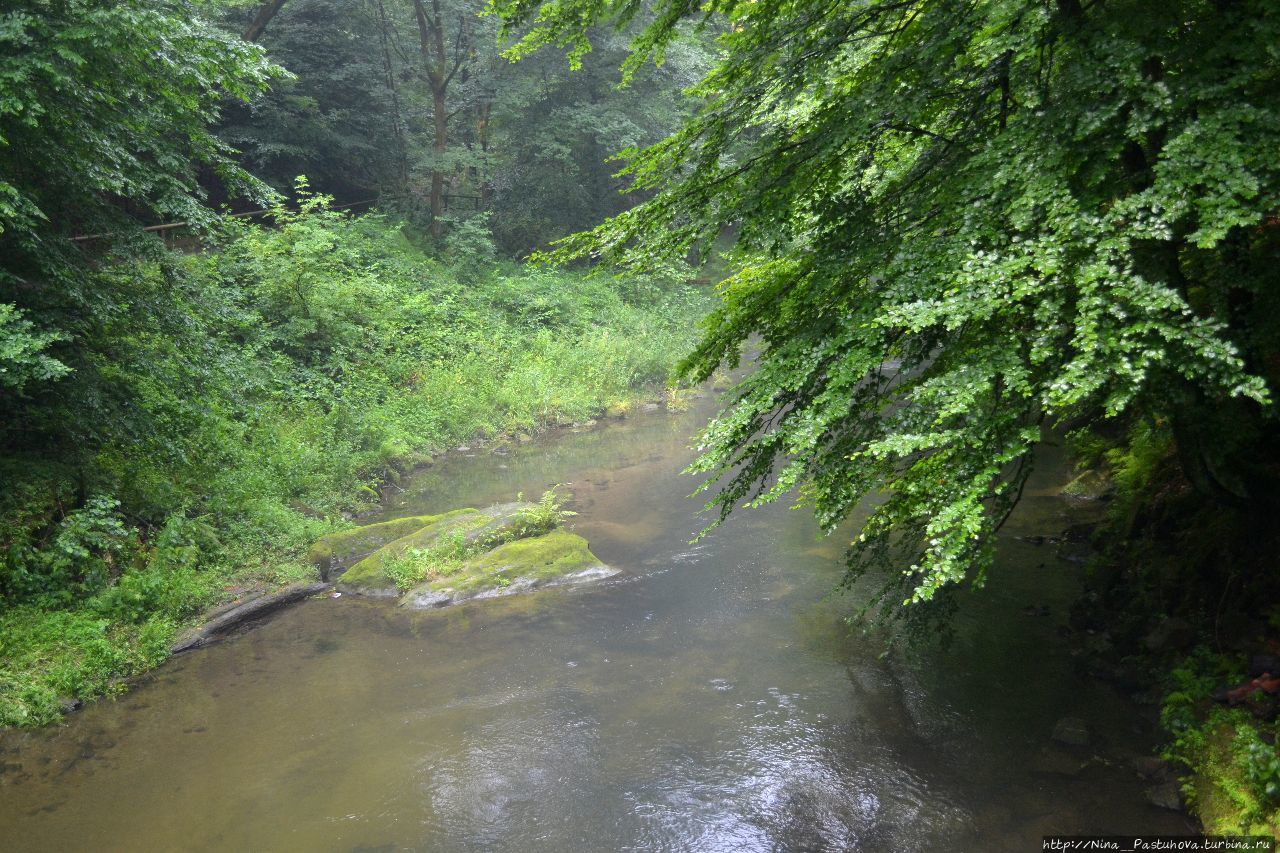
[0,0,281,246]
[216,0,709,249]
[0,0,284,463]
[491,0,1280,617]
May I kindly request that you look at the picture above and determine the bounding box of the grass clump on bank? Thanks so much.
[0,196,710,727]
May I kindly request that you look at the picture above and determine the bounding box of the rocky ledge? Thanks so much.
[311,500,616,608]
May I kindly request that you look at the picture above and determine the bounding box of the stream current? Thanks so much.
[0,393,1193,851]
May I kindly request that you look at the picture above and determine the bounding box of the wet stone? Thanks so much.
[1052,717,1090,747]
[1133,756,1174,782]
[1031,748,1086,777]
[1144,781,1183,811]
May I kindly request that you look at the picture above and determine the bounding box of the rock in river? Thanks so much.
[400,529,616,610]
[324,500,617,608]
[1051,716,1090,747]
[335,503,535,597]
[308,511,471,578]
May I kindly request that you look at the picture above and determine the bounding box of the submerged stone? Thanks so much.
[399,529,615,610]
[1051,716,1090,747]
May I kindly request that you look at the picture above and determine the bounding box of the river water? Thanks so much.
[0,394,1193,851]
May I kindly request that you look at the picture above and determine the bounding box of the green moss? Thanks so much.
[341,501,554,595]
[1162,653,1280,838]
[307,510,474,566]
[466,529,601,582]
[337,509,485,593]
[1183,721,1280,839]
[605,400,632,418]
[403,530,604,606]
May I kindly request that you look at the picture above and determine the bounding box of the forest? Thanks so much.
[0,0,714,726]
[2,0,1279,843]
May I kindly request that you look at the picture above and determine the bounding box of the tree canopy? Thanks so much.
[0,0,280,250]
[491,0,1280,617]
[0,0,281,402]
[213,0,710,253]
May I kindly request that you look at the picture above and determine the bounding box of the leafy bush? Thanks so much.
[0,201,709,724]
[508,486,578,541]
[0,496,134,608]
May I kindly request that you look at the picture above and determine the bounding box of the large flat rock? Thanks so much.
[308,509,477,577]
[400,530,615,609]
[172,582,331,653]
[335,502,534,597]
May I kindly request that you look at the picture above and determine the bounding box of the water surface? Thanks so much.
[0,395,1193,851]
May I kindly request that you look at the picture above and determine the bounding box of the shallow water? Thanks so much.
[0,395,1193,851]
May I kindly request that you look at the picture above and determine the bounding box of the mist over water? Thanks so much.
[0,396,1192,851]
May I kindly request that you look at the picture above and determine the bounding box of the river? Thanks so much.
[0,393,1193,851]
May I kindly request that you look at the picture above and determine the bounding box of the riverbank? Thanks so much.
[1059,424,1280,838]
[0,387,1193,850]
[0,201,712,728]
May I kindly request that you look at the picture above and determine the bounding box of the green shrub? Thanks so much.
[0,200,710,725]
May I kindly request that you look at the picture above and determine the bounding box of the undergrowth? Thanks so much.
[1067,417,1280,838]
[0,196,709,727]
[1161,651,1280,836]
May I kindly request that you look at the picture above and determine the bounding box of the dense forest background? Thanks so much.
[215,0,711,252]
[0,0,712,727]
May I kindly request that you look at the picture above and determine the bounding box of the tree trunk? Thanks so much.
[374,0,409,189]
[243,0,287,42]
[412,0,467,240]
[431,84,447,238]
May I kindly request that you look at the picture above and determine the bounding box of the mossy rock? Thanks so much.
[399,530,615,609]
[307,509,476,574]
[336,502,534,597]
[1061,469,1113,501]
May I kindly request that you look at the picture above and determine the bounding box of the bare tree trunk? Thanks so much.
[243,0,288,42]
[412,0,469,240]
[373,0,409,189]
[476,99,493,210]
[431,85,448,238]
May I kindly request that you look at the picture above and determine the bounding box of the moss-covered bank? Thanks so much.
[1061,422,1280,839]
